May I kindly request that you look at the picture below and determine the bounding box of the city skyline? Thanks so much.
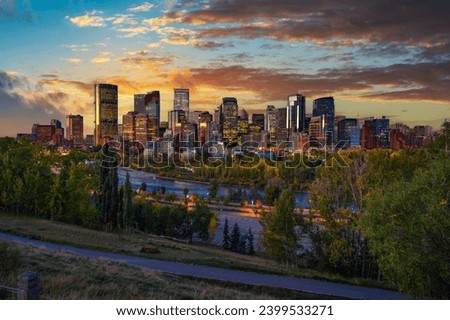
[1,0,449,137]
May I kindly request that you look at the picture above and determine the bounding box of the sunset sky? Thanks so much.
[0,0,449,136]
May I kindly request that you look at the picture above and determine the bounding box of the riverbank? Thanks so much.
[118,167,311,208]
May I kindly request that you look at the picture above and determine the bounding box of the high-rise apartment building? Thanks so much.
[173,88,189,114]
[66,114,84,146]
[94,83,118,146]
[312,97,335,145]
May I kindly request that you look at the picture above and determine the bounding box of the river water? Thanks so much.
[118,167,310,207]
[118,167,312,248]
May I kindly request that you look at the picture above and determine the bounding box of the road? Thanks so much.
[0,232,406,299]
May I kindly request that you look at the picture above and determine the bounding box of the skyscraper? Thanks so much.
[221,97,239,144]
[309,115,327,147]
[239,109,249,121]
[337,118,360,148]
[266,105,277,143]
[173,88,189,114]
[275,107,288,145]
[287,94,306,134]
[312,97,335,145]
[134,94,146,114]
[94,84,118,146]
[252,113,265,132]
[66,114,84,146]
[363,117,390,148]
[168,110,186,129]
[145,91,160,128]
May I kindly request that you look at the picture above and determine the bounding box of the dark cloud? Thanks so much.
[260,43,284,50]
[0,72,65,136]
[193,41,234,50]
[0,71,28,90]
[117,55,175,67]
[40,74,59,79]
[37,78,92,94]
[167,0,450,62]
[168,61,450,103]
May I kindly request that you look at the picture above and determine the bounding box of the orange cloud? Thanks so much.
[67,10,105,27]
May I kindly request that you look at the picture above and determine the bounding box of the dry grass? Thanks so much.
[2,241,332,300]
[0,213,382,289]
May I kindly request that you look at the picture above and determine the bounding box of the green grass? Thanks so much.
[0,213,388,290]
[1,241,337,299]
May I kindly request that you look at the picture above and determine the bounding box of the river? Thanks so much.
[118,167,310,207]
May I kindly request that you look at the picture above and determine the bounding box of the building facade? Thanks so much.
[66,114,84,146]
[221,97,239,145]
[337,118,360,148]
[94,83,118,146]
[312,97,335,145]
[287,94,306,134]
[173,88,189,114]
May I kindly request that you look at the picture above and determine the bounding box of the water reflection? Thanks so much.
[118,167,310,207]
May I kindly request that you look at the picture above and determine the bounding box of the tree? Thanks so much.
[140,181,147,192]
[222,218,231,250]
[230,222,241,252]
[361,158,450,298]
[208,181,218,199]
[247,228,255,255]
[260,189,298,264]
[122,172,133,233]
[264,184,281,206]
[160,186,166,195]
[189,198,217,242]
[99,147,119,232]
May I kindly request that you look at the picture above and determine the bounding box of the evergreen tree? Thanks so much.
[222,218,230,250]
[247,228,255,255]
[140,181,147,192]
[239,234,247,254]
[117,186,124,229]
[122,172,133,233]
[99,145,119,232]
[230,222,241,252]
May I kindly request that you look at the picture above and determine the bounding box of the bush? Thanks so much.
[0,242,20,281]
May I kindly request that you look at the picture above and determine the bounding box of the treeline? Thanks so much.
[0,138,99,227]
[137,151,317,190]
[97,147,218,241]
[0,138,217,242]
[259,122,449,298]
[222,218,255,255]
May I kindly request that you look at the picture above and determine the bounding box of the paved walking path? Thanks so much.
[0,232,406,300]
